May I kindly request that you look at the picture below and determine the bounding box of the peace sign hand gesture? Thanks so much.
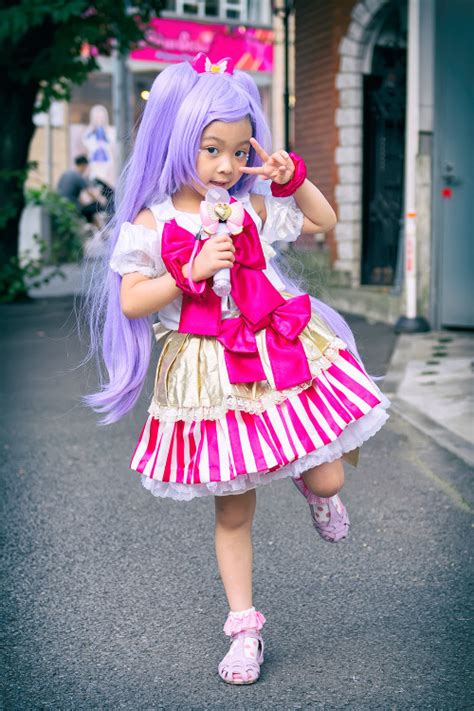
[239,138,295,185]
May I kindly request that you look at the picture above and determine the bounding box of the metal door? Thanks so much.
[361,1,407,287]
[434,0,474,327]
[361,47,406,285]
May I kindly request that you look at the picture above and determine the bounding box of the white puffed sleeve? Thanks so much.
[261,195,304,245]
[109,222,166,278]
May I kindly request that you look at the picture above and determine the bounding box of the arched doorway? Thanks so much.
[361,3,407,286]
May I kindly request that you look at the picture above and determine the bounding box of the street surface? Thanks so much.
[1,297,473,710]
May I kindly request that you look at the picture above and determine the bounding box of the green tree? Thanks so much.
[0,0,163,298]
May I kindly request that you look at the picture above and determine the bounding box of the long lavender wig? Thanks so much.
[84,60,359,424]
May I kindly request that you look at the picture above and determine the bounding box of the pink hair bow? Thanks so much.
[192,52,235,75]
[199,199,245,236]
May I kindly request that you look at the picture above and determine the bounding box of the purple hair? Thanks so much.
[84,62,270,423]
[267,257,362,363]
[83,60,359,425]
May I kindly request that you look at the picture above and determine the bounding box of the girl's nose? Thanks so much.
[217,155,233,174]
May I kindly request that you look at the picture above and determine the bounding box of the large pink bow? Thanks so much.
[264,294,312,389]
[217,318,266,384]
[162,204,284,336]
[217,295,312,390]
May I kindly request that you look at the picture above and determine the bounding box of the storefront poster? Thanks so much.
[131,18,273,72]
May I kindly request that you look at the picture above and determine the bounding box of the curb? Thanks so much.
[390,398,474,468]
[385,333,474,468]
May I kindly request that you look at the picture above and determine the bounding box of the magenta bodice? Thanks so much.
[161,207,312,391]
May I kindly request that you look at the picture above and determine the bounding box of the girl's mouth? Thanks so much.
[209,181,230,188]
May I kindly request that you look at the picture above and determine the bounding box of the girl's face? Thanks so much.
[195,118,252,195]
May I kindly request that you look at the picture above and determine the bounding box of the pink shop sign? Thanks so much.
[130,18,273,72]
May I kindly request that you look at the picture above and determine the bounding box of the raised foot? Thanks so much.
[309,494,350,542]
[292,477,350,543]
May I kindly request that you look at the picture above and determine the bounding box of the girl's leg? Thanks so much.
[214,488,256,611]
[215,489,264,684]
[296,459,349,543]
[302,458,345,497]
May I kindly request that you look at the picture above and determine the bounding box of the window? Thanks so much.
[162,0,271,25]
[205,0,219,16]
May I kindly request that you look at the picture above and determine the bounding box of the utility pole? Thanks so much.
[45,106,53,188]
[395,0,430,333]
[272,0,296,153]
[112,48,132,173]
[112,0,133,173]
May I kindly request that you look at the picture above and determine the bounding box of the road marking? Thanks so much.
[389,415,473,514]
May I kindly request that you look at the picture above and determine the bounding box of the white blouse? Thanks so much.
[109,193,304,330]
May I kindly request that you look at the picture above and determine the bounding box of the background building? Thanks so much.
[28,0,274,191]
[295,0,473,329]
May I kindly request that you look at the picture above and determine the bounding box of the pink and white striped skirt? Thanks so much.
[131,304,389,501]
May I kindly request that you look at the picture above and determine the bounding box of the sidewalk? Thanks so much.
[26,234,107,298]
[2,294,473,709]
[385,331,474,467]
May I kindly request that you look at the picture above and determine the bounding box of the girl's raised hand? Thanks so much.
[239,137,295,185]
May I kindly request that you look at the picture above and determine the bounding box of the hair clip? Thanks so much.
[192,52,235,76]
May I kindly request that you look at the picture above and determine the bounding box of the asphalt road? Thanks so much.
[1,297,473,710]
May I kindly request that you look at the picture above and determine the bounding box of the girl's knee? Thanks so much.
[215,489,256,530]
[302,459,345,497]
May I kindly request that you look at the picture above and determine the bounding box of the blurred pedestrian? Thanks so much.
[83,54,390,686]
[57,155,106,226]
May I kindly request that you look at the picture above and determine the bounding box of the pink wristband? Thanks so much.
[270,152,307,197]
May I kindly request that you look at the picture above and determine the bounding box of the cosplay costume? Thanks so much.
[110,192,390,502]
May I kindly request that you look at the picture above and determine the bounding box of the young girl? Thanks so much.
[85,53,389,685]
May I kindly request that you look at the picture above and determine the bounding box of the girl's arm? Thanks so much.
[292,180,337,233]
[243,138,337,234]
[121,272,181,320]
[120,209,235,319]
[119,209,181,319]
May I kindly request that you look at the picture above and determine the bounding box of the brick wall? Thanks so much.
[294,0,355,259]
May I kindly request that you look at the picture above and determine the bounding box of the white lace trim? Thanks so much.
[147,337,347,422]
[109,222,166,278]
[140,402,390,502]
[227,607,256,618]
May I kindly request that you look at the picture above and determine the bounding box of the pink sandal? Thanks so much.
[218,607,265,685]
[292,476,350,542]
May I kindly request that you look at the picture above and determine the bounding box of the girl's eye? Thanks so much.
[235,150,249,159]
[205,147,218,155]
